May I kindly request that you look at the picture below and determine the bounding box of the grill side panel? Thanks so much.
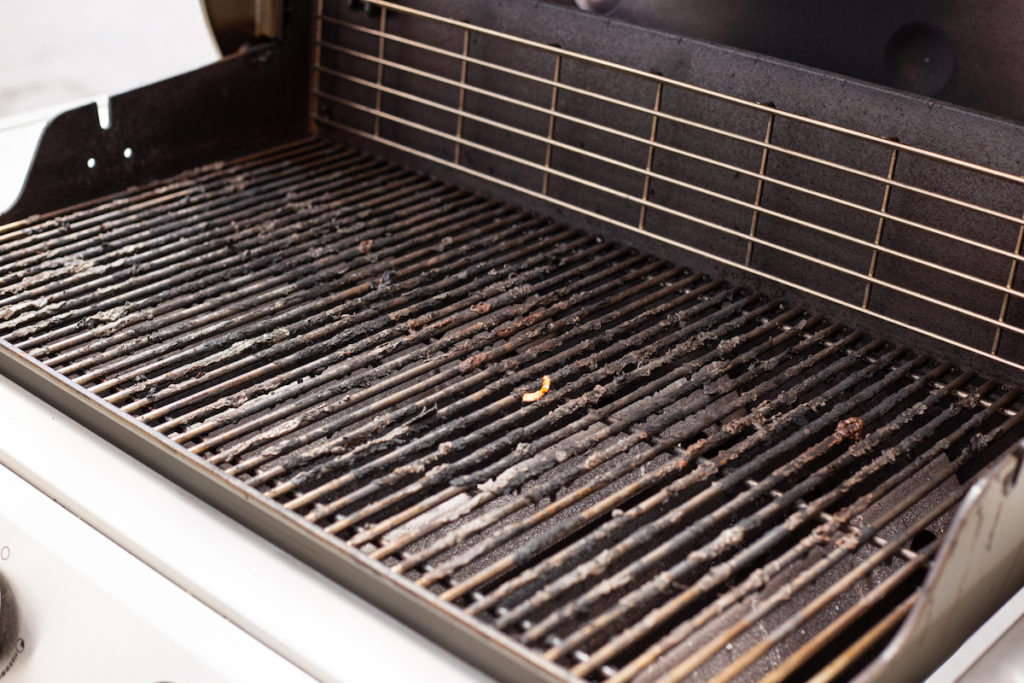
[0,3,313,225]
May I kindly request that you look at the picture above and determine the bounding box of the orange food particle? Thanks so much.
[522,375,551,403]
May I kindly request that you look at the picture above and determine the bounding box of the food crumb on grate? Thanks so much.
[523,375,551,403]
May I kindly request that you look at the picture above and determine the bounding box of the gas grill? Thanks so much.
[3,1,1024,681]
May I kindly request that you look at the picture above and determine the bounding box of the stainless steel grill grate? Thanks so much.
[3,138,1023,681]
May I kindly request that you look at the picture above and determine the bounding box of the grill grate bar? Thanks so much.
[454,328,866,619]
[393,303,807,583]
[164,222,586,445]
[460,338,889,618]
[538,352,926,666]
[256,248,677,499]
[123,213,559,418]
[41,159,400,368]
[140,219,571,426]
[0,145,363,319]
[39,156,414,357]
[229,260,665,484]
[379,327,841,565]
[315,288,759,523]
[744,550,932,683]
[797,592,919,683]
[675,526,940,683]
[216,244,674,476]
[1,149,387,349]
[349,304,804,550]
[489,330,892,636]
[272,267,719,520]
[97,195,513,407]
[68,173,446,388]
[0,137,330,256]
[616,381,1018,681]
[571,363,963,676]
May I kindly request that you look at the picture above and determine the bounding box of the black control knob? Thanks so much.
[0,572,19,664]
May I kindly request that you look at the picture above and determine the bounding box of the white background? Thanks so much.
[0,1,220,212]
[0,0,218,117]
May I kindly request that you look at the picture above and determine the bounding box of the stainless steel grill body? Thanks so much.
[4,1,1024,681]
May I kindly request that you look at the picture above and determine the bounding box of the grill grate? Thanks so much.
[3,138,1024,681]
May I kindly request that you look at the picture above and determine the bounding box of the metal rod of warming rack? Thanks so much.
[312,3,1024,377]
[347,1,1023,187]
[317,12,1024,226]
[318,94,1023,334]
[320,110,1024,376]
[315,31,1024,255]
[314,69,1024,308]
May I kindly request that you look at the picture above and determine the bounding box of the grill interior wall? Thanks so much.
[313,0,1024,380]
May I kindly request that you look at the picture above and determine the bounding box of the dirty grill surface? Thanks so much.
[3,137,1024,681]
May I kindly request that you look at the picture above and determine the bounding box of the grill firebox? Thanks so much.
[3,137,1023,681]
[5,1,1024,681]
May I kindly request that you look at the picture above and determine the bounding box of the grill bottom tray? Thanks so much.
[2,137,1022,681]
